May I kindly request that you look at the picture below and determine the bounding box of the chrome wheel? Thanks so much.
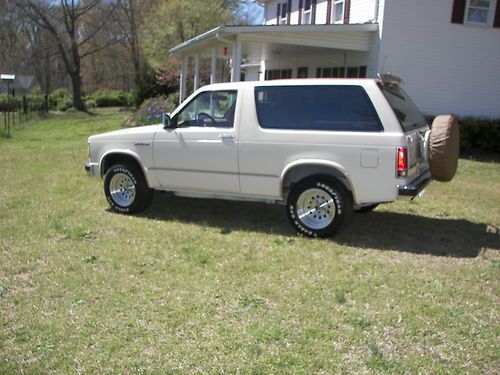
[109,172,136,207]
[296,188,336,230]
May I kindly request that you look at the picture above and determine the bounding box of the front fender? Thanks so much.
[99,149,154,188]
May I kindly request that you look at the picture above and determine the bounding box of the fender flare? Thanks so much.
[99,149,153,188]
[280,159,358,203]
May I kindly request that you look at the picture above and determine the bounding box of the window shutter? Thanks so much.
[298,0,303,25]
[344,0,351,23]
[312,0,317,24]
[451,0,466,24]
[326,0,332,24]
[287,0,292,24]
[277,3,281,25]
[494,0,500,28]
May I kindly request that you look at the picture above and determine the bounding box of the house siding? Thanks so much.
[350,0,377,23]
[378,0,500,117]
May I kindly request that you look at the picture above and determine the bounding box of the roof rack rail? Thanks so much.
[377,73,403,87]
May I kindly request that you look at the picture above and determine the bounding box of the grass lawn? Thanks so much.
[1,109,499,374]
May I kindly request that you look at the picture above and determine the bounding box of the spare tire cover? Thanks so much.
[429,115,460,182]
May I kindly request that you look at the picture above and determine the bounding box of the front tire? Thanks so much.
[287,177,353,237]
[104,163,153,214]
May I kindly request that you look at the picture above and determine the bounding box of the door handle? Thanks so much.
[218,134,235,140]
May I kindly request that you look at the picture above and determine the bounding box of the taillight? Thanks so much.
[396,147,408,178]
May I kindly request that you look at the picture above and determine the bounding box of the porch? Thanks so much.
[169,24,379,101]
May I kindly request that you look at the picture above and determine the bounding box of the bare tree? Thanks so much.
[14,0,119,110]
[115,0,146,81]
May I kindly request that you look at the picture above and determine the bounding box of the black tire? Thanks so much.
[287,177,353,238]
[354,203,379,213]
[104,163,153,214]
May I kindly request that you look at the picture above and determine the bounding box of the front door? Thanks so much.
[152,89,240,194]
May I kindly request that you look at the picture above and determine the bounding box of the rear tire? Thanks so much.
[287,177,353,237]
[104,163,153,214]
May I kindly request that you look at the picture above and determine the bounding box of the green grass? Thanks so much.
[1,109,499,373]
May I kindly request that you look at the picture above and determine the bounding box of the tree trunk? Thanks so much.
[70,69,84,111]
[70,39,84,111]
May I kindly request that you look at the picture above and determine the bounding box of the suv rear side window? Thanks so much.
[379,84,427,132]
[255,85,382,132]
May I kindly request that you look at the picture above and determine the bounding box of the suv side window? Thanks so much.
[175,90,237,128]
[255,85,382,132]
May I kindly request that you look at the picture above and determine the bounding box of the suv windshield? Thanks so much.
[379,84,427,132]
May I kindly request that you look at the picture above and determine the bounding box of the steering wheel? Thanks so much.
[197,112,217,126]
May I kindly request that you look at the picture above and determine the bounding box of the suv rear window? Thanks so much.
[379,84,427,132]
[255,85,382,132]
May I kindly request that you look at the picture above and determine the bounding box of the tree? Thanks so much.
[142,0,253,66]
[14,0,120,110]
[114,0,153,82]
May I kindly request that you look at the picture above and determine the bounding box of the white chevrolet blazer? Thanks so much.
[85,75,459,237]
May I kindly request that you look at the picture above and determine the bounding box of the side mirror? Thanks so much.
[162,112,173,129]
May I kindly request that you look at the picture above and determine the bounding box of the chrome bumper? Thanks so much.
[85,162,99,177]
[398,170,432,198]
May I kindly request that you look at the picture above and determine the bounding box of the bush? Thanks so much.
[87,90,131,108]
[132,63,176,108]
[122,94,179,128]
[0,95,20,111]
[57,99,73,112]
[458,117,500,154]
[427,115,500,155]
[49,89,71,110]
[85,99,97,109]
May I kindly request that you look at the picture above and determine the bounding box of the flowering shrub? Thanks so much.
[122,94,179,127]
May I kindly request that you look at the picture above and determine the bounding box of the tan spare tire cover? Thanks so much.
[429,115,460,182]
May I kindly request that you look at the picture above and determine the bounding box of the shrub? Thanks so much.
[427,115,500,155]
[49,89,71,110]
[123,94,179,128]
[132,63,176,108]
[0,95,20,111]
[88,90,131,108]
[84,99,97,109]
[457,117,500,154]
[57,99,73,112]
[26,95,46,112]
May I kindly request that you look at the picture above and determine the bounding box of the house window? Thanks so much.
[265,69,292,80]
[298,67,309,78]
[303,0,312,24]
[465,0,491,24]
[333,0,345,24]
[280,2,288,24]
[316,65,367,78]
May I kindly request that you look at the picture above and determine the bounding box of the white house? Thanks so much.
[170,0,500,118]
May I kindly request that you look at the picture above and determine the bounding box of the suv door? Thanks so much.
[153,90,240,193]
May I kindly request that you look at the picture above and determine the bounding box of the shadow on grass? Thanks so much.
[137,193,498,258]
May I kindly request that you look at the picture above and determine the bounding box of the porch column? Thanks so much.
[180,55,188,102]
[193,53,200,91]
[210,47,217,84]
[231,39,242,82]
[259,44,266,81]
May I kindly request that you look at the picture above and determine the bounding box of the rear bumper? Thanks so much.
[85,162,99,177]
[398,170,432,198]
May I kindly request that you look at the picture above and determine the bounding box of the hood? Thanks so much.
[88,124,160,143]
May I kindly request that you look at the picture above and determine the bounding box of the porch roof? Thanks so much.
[169,23,378,55]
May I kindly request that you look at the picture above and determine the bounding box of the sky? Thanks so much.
[244,1,264,24]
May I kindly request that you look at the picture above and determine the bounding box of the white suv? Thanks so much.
[85,75,459,237]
